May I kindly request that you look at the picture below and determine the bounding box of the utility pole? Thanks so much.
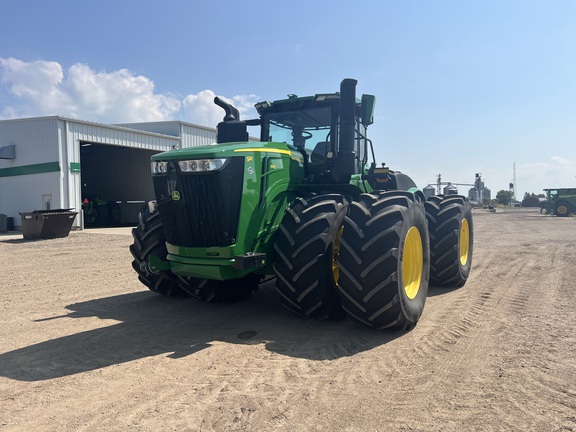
[508,163,517,204]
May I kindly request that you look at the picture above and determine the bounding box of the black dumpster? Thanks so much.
[20,209,78,240]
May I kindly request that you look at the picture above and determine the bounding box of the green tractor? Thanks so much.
[540,188,576,217]
[130,79,474,330]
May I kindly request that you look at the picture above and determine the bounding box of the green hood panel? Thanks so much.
[151,141,304,162]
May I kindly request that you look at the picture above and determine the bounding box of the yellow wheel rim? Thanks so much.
[558,205,568,215]
[332,226,344,286]
[459,218,470,266]
[402,226,423,300]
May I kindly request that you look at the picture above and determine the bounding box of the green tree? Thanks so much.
[496,190,513,205]
[524,192,541,200]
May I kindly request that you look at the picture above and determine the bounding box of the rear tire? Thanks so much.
[425,195,473,287]
[273,194,348,320]
[554,201,572,217]
[337,191,430,330]
[130,208,189,297]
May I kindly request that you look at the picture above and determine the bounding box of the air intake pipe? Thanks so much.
[331,78,357,183]
[214,97,240,122]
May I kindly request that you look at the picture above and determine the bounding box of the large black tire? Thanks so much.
[553,201,573,217]
[176,274,261,303]
[84,202,111,227]
[130,208,189,296]
[273,194,349,320]
[108,201,122,226]
[425,195,473,287]
[337,191,430,330]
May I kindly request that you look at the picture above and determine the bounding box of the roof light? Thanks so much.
[254,101,270,114]
[313,93,340,102]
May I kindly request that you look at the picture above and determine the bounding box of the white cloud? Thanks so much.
[518,157,576,196]
[0,57,258,126]
[182,90,259,127]
[0,57,72,117]
[182,89,223,127]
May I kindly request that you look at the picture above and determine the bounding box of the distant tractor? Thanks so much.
[130,79,474,330]
[540,188,576,217]
[82,193,121,227]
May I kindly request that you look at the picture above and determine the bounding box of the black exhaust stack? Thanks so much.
[214,97,249,144]
[330,78,357,183]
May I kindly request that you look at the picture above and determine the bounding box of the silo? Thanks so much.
[423,185,435,199]
[443,184,458,195]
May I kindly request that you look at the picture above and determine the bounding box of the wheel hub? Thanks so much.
[459,218,470,266]
[402,226,423,300]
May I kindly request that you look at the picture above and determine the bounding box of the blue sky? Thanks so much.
[1,0,574,198]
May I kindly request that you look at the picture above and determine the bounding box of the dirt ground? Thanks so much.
[0,208,574,431]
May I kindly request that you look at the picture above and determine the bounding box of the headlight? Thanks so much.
[151,161,168,175]
[179,158,227,173]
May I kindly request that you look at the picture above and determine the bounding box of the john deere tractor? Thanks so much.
[540,188,576,217]
[130,79,474,330]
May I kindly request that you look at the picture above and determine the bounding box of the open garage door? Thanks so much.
[80,141,159,226]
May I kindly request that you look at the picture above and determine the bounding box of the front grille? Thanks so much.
[153,157,244,247]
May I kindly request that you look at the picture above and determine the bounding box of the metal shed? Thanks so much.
[0,116,218,229]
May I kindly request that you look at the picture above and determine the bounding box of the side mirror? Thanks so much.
[361,94,376,125]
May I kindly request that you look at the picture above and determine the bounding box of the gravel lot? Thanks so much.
[1,208,575,431]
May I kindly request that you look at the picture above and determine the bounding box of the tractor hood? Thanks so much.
[151,141,304,164]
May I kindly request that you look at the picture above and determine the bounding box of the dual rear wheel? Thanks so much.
[425,195,473,287]
[273,191,474,330]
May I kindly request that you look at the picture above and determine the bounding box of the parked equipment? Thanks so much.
[82,194,121,227]
[540,188,576,217]
[130,79,474,330]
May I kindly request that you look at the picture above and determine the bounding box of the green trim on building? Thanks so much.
[0,161,61,178]
[70,162,81,172]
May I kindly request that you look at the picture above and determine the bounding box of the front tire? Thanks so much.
[425,195,473,287]
[273,194,348,320]
[337,191,430,330]
[130,208,189,296]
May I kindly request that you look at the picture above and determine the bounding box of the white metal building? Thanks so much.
[0,116,218,229]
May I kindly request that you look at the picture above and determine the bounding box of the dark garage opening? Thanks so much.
[80,141,159,226]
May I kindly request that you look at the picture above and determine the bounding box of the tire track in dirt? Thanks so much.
[407,213,576,431]
[487,240,576,430]
[321,211,576,431]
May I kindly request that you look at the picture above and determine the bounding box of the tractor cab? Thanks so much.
[256,91,374,184]
[216,79,376,186]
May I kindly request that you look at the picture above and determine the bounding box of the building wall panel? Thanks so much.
[115,121,182,137]
[67,121,179,151]
[0,172,62,224]
[181,124,216,148]
[0,117,61,170]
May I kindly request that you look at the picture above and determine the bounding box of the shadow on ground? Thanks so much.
[0,282,404,381]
